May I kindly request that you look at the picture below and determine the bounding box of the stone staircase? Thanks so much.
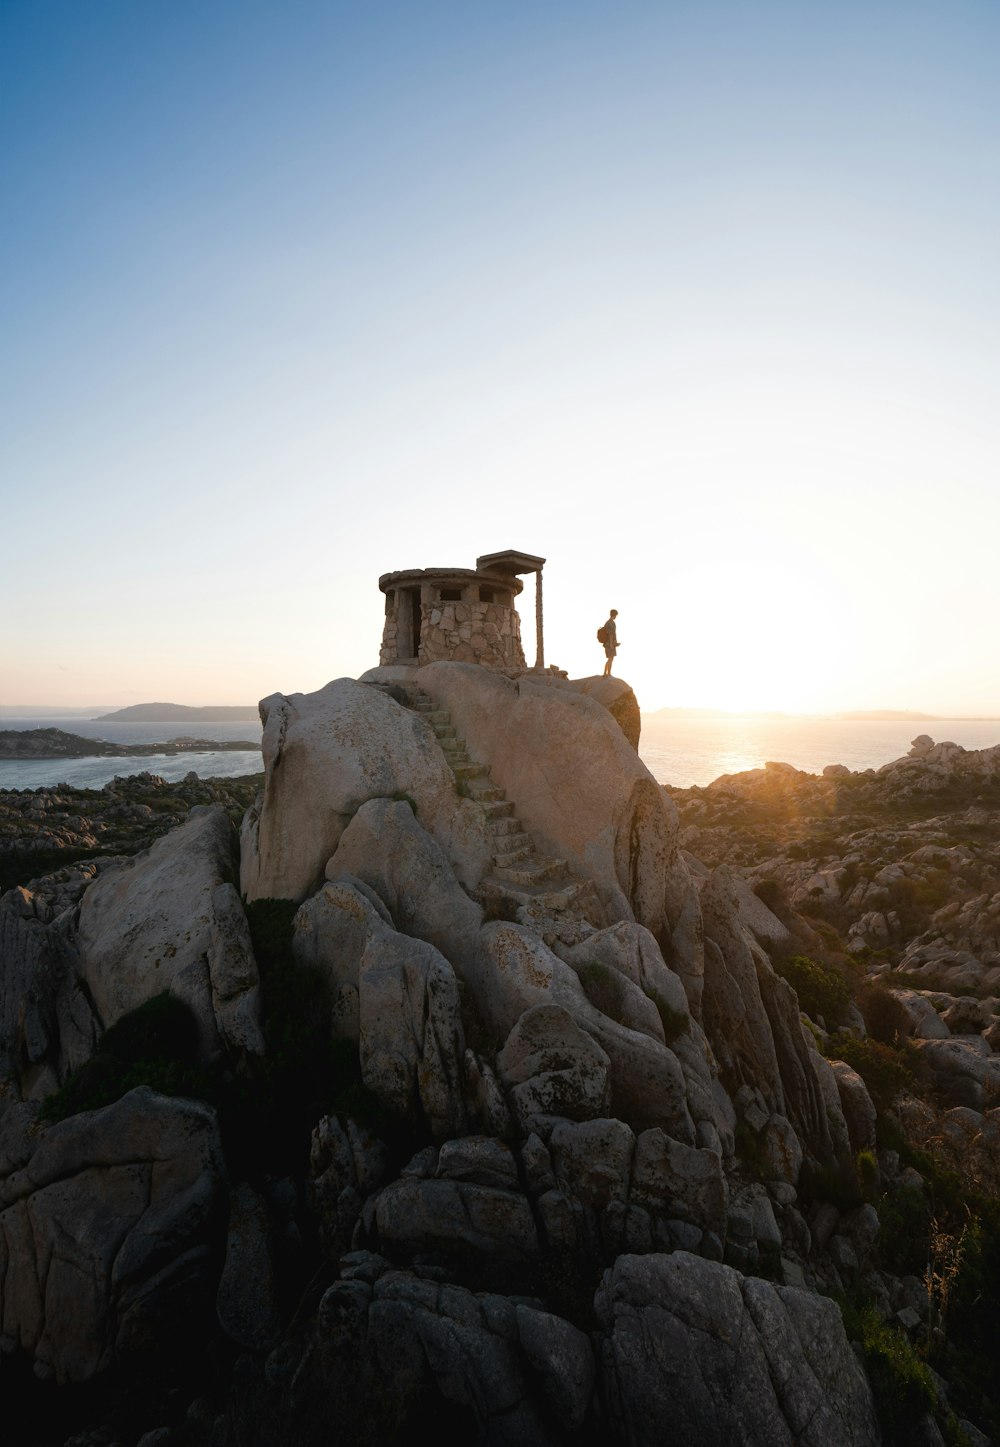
[373,682,600,945]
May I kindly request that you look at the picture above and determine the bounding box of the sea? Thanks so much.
[2,713,999,794]
[0,718,264,792]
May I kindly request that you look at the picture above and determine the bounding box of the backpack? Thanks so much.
[597,625,608,644]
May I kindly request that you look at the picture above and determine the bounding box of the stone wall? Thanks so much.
[381,597,525,672]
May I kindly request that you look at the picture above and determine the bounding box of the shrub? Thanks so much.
[856,1308,937,1444]
[856,1149,880,1202]
[775,953,851,1027]
[826,1033,913,1112]
[861,984,912,1046]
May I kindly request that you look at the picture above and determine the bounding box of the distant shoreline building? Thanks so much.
[378,549,546,674]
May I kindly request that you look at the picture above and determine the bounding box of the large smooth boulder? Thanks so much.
[292,879,391,1040]
[498,1004,612,1128]
[595,1252,879,1446]
[359,925,468,1139]
[565,675,641,750]
[240,678,483,902]
[366,663,678,938]
[75,806,263,1059]
[0,1088,225,1384]
[325,797,482,979]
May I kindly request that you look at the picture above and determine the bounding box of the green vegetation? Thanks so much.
[824,1033,914,1111]
[855,1307,937,1444]
[774,953,852,1026]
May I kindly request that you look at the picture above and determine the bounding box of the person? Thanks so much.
[602,609,619,677]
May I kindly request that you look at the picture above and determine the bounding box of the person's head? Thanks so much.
[610,609,618,618]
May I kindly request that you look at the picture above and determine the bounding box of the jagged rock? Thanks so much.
[561,920,690,1044]
[727,872,793,953]
[309,1115,389,1254]
[632,1127,729,1238]
[0,886,99,1099]
[437,1136,519,1190]
[240,678,474,902]
[549,1118,635,1208]
[0,1088,225,1384]
[371,1172,539,1270]
[701,866,852,1175]
[216,1183,282,1351]
[75,805,263,1058]
[299,1268,594,1444]
[497,1004,612,1128]
[595,1252,879,1446]
[892,989,951,1040]
[292,879,389,1040]
[478,923,696,1140]
[358,924,467,1138]
[325,796,482,979]
[829,1060,878,1156]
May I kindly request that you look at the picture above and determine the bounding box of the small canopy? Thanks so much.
[475,549,546,575]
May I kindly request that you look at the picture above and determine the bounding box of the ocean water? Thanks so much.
[0,717,263,792]
[2,711,999,794]
[639,715,1000,789]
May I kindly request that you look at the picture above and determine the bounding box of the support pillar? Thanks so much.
[535,568,544,669]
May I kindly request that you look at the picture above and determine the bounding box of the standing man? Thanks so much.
[602,609,619,677]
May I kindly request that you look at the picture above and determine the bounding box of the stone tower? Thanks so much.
[379,550,546,674]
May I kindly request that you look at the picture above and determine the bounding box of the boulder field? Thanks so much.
[1,667,986,1444]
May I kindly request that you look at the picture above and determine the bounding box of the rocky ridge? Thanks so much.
[0,688,992,1444]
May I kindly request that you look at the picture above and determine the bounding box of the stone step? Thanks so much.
[423,710,452,726]
[493,840,533,865]
[481,800,515,820]
[488,815,522,837]
[453,762,490,781]
[491,857,566,886]
[466,783,506,803]
[439,739,467,757]
[433,724,457,739]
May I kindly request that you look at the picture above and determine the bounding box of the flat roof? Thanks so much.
[475,549,546,574]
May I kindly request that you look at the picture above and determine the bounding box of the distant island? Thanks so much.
[0,729,261,761]
[95,703,261,723]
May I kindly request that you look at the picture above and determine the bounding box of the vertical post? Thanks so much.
[535,568,544,669]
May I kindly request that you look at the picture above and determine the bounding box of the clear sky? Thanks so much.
[3,1,999,715]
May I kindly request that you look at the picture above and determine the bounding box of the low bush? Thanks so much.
[825,1033,913,1112]
[775,953,852,1027]
[857,1307,937,1444]
[861,984,912,1047]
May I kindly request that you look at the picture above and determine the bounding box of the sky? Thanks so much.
[3,0,999,715]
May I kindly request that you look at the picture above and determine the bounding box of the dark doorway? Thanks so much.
[410,590,422,658]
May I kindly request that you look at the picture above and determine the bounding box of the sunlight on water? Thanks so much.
[639,715,1000,789]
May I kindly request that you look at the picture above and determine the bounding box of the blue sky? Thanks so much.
[3,1,999,712]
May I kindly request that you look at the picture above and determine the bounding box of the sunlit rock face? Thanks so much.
[239,677,482,902]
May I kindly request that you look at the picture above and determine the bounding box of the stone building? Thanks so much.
[379,550,546,673]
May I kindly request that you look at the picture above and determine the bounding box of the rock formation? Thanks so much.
[3,681,992,1444]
